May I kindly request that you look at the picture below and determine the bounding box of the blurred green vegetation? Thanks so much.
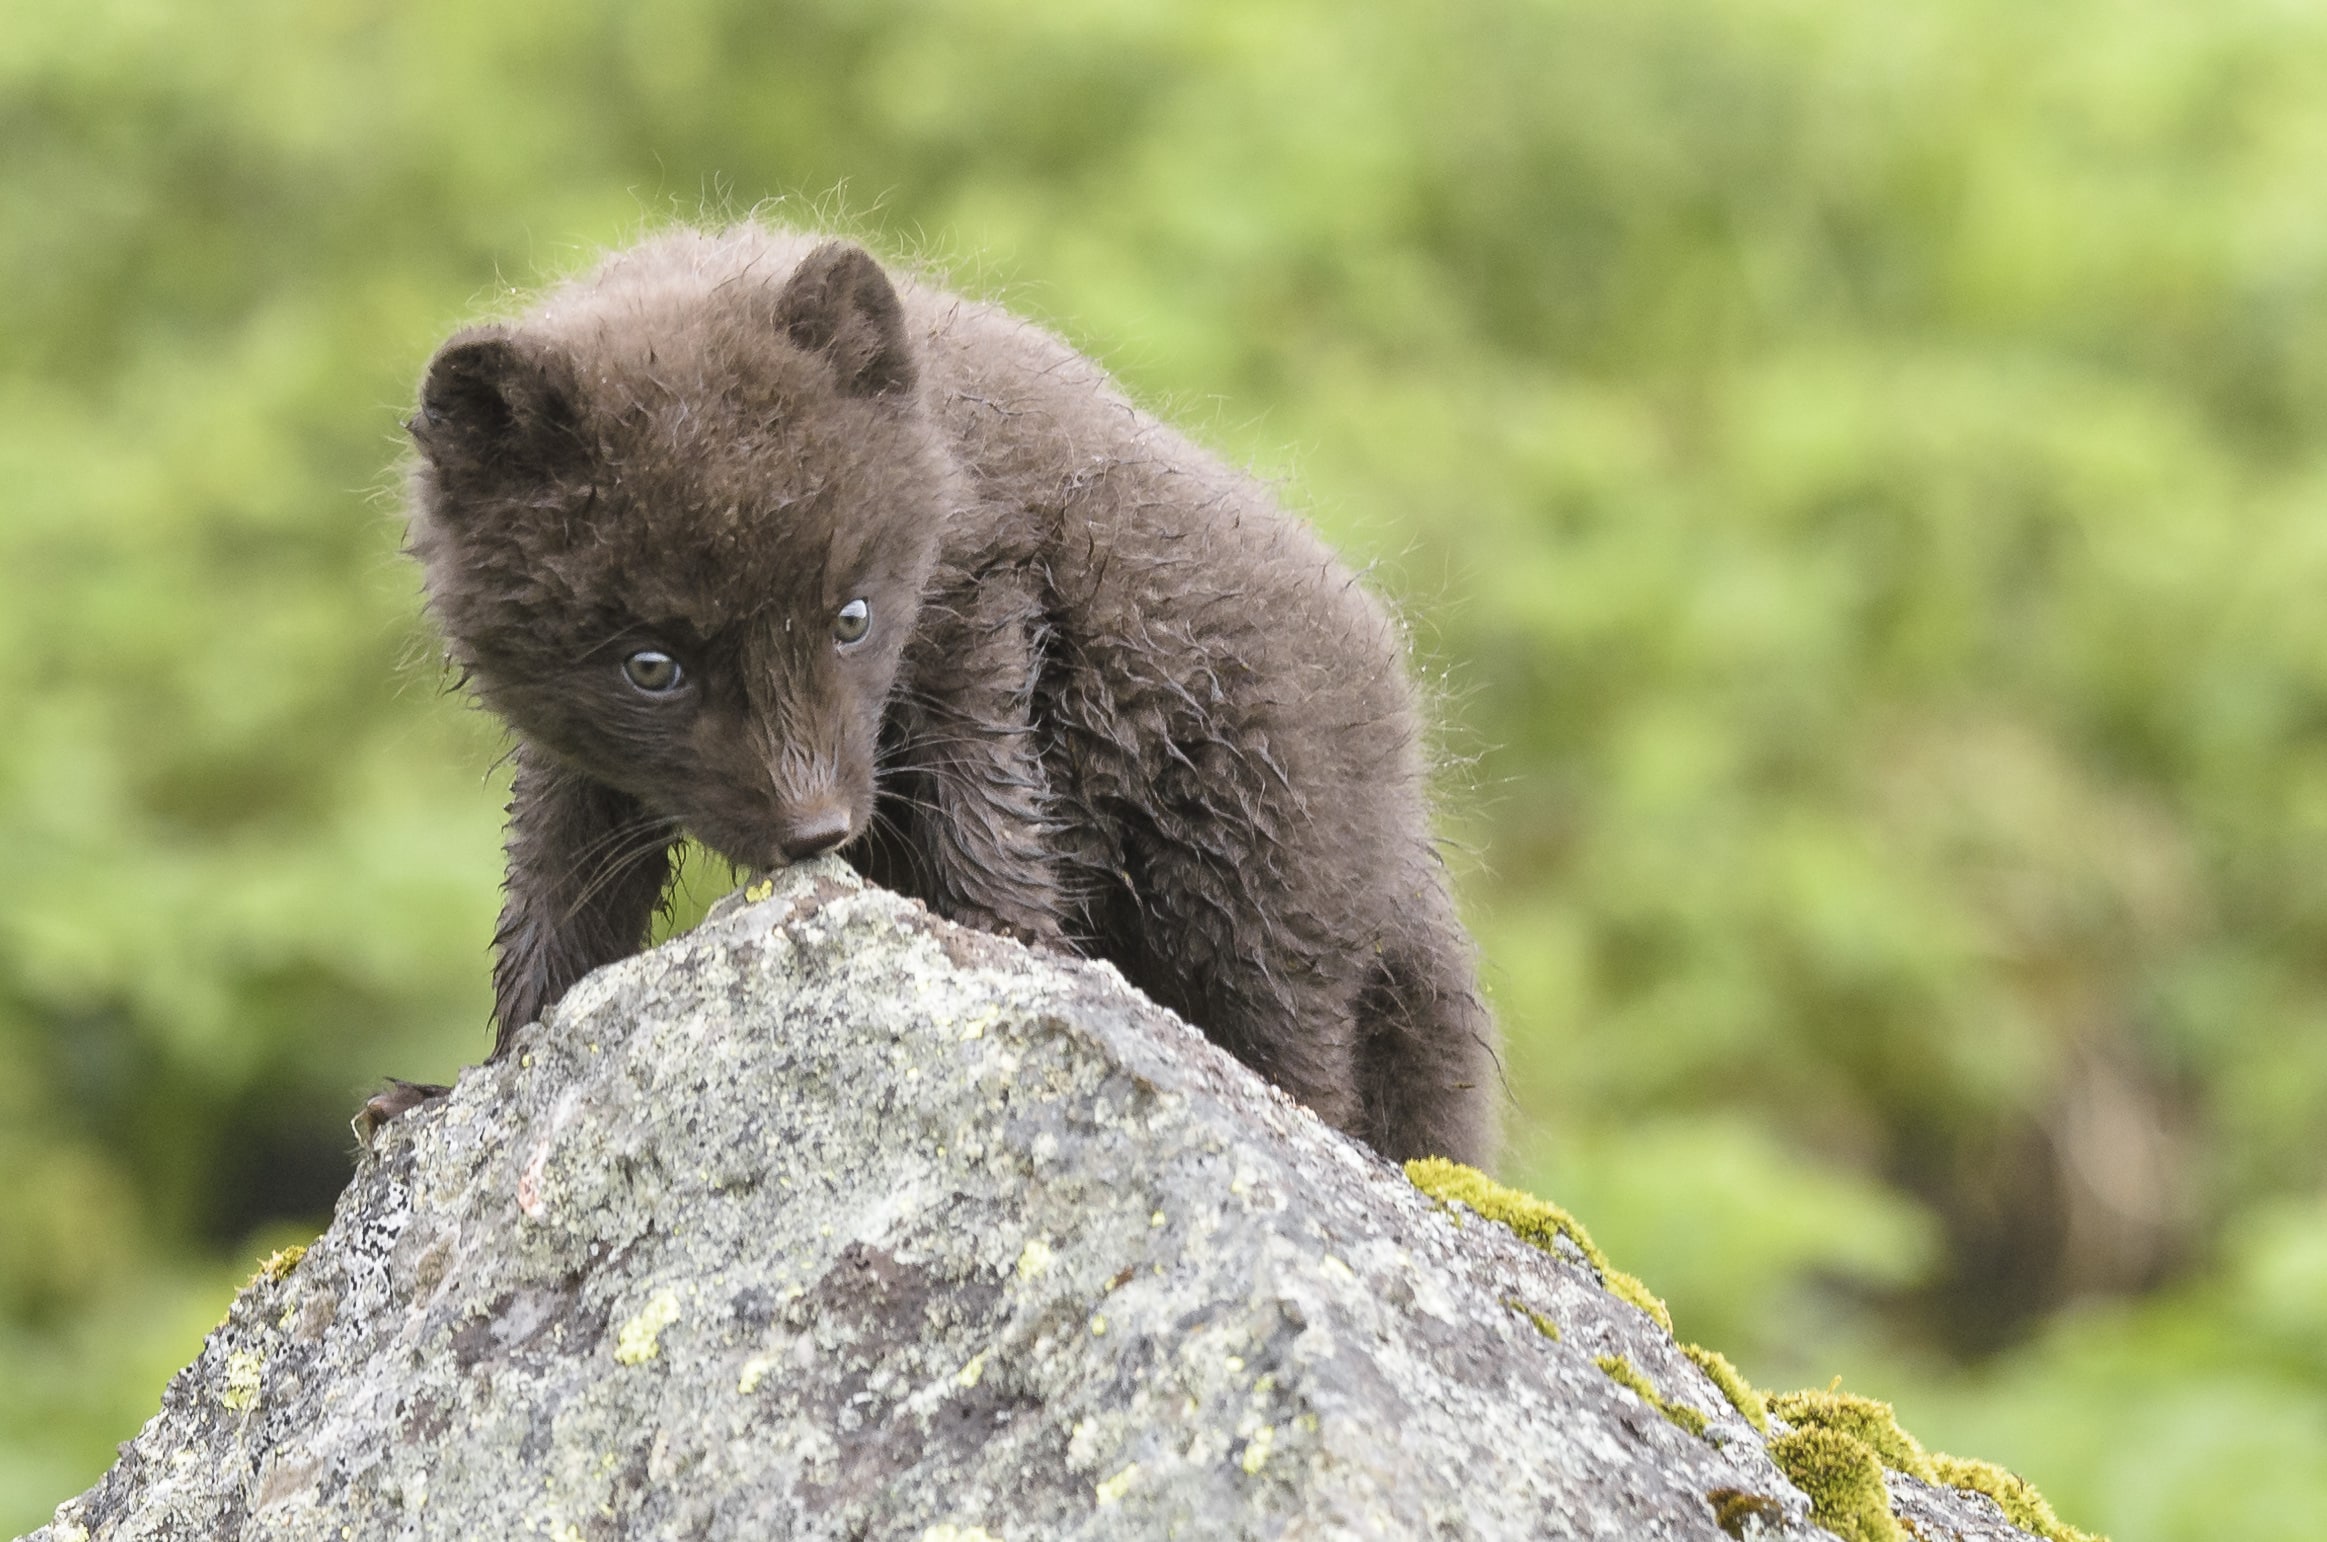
[4,0,2325,1535]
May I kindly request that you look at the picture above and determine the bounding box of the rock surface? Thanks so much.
[25,861,2056,1541]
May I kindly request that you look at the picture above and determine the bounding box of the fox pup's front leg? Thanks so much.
[490,744,676,1056]
[889,568,1066,947]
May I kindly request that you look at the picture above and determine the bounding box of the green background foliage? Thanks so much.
[5,0,2326,1534]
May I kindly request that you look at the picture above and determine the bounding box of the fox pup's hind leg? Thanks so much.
[1353,876,1500,1165]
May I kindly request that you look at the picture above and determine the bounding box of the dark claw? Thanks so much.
[355,1078,453,1145]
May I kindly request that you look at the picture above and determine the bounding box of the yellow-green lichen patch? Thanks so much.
[1093,1463,1140,1505]
[220,1348,265,1412]
[1595,1354,1708,1437]
[1706,1487,1788,1538]
[1768,1426,1899,1542]
[1681,1343,1768,1434]
[1930,1454,2103,1542]
[1403,1159,1673,1333]
[1768,1390,1935,1482]
[1239,1422,1276,1474]
[613,1287,682,1365]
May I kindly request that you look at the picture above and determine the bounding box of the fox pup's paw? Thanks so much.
[354,1077,453,1147]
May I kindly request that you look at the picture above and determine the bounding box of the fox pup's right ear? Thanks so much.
[411,327,579,476]
[774,242,917,399]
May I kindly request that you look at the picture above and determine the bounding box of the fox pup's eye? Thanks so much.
[622,649,685,694]
[834,598,872,646]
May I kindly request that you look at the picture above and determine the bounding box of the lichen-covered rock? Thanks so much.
[22,862,2059,1541]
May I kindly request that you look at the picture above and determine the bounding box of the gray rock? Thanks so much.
[22,861,2055,1542]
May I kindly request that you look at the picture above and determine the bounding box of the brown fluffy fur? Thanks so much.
[405,226,1497,1165]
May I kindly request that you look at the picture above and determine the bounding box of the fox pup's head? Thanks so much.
[406,239,953,871]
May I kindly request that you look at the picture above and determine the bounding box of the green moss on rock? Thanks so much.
[1768,1426,1899,1542]
[1772,1389,2110,1542]
[1681,1343,1768,1435]
[1404,1159,1674,1333]
[249,1243,306,1288]
[1505,1297,1561,1341]
[1594,1353,1708,1437]
[1930,1454,2103,1542]
[1706,1487,1788,1538]
[1768,1390,1935,1482]
[1398,1144,2113,1540]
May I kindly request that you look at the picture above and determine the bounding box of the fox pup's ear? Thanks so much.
[774,242,917,398]
[411,327,580,476]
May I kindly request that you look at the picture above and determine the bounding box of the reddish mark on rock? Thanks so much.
[518,1141,550,1217]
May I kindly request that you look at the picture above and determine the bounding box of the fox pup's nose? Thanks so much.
[777,806,852,862]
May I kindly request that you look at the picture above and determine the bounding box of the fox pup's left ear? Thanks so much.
[774,242,917,399]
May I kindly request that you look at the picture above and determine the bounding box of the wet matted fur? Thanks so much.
[405,226,1497,1165]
